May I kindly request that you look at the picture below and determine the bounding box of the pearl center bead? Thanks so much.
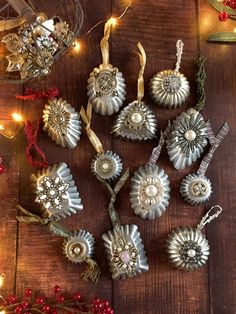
[131,112,143,124]
[119,250,131,263]
[73,246,81,255]
[184,130,196,142]
[101,162,110,171]
[187,249,196,258]
[145,184,158,197]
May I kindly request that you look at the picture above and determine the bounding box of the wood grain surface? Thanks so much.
[0,0,235,313]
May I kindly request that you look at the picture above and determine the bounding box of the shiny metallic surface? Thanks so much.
[87,67,126,116]
[102,224,149,280]
[166,226,210,271]
[43,98,82,149]
[130,164,170,220]
[31,162,83,221]
[180,173,212,205]
[113,100,157,141]
[149,69,190,109]
[63,230,95,263]
[91,150,123,181]
[167,108,208,170]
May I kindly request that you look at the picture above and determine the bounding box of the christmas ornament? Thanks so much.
[31,162,83,221]
[80,102,123,181]
[16,204,101,283]
[166,205,223,271]
[180,121,229,205]
[0,284,113,313]
[113,42,157,141]
[130,123,171,219]
[149,40,190,109]
[100,169,149,279]
[167,57,208,170]
[87,19,126,115]
[43,98,82,149]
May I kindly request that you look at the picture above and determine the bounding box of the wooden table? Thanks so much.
[0,1,235,313]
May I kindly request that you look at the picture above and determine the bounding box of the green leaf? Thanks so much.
[207,0,236,20]
[208,31,236,42]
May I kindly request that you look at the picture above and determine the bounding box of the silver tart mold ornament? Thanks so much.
[87,20,126,115]
[31,162,83,220]
[130,123,172,220]
[167,108,208,170]
[166,205,223,271]
[180,122,229,205]
[43,98,82,149]
[91,150,123,181]
[102,224,149,279]
[63,230,95,263]
[149,40,190,109]
[113,43,157,141]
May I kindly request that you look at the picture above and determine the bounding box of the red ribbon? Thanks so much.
[16,87,60,101]
[24,120,49,169]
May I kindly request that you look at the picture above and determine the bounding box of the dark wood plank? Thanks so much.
[111,0,209,313]
[199,2,236,313]
[15,0,113,301]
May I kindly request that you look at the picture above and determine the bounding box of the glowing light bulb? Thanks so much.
[0,311,6,314]
[234,28,236,33]
[108,17,118,27]
[73,41,81,52]
[0,274,5,288]
[12,112,23,123]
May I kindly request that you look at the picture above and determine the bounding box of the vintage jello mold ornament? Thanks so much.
[166,205,223,271]
[149,40,190,109]
[167,57,209,170]
[99,169,149,280]
[87,19,126,115]
[130,123,172,220]
[80,102,123,181]
[43,97,82,149]
[180,121,229,205]
[113,42,157,141]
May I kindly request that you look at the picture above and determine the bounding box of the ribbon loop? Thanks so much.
[100,20,113,67]
[148,121,172,165]
[137,42,146,101]
[24,120,49,169]
[80,102,104,154]
[195,57,207,112]
[175,39,184,72]
[197,122,229,176]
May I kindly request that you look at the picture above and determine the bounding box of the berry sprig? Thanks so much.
[218,0,236,21]
[0,286,114,314]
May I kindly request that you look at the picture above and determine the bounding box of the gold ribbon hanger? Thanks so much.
[80,101,104,154]
[100,19,113,67]
[0,17,25,31]
[136,42,146,101]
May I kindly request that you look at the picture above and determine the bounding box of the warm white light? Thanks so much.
[0,274,5,288]
[234,28,236,33]
[73,41,81,52]
[12,112,23,123]
[0,311,6,314]
[108,17,118,27]
[0,125,4,131]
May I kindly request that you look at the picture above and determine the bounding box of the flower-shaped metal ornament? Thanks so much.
[103,224,149,280]
[166,205,223,271]
[180,122,229,205]
[113,43,157,141]
[130,123,171,220]
[167,108,208,170]
[43,98,82,149]
[31,162,83,221]
[87,20,126,116]
[149,40,190,109]
[91,150,122,181]
[63,230,95,263]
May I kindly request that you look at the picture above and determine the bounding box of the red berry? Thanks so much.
[7,295,17,304]
[36,297,44,305]
[22,301,29,308]
[53,285,60,294]
[74,293,81,301]
[51,309,58,314]
[15,306,23,314]
[56,294,65,303]
[0,164,5,175]
[42,304,50,313]
[25,289,32,298]
[218,12,229,21]
[225,0,236,9]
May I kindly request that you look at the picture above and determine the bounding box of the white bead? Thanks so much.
[184,130,196,141]
[73,247,81,255]
[187,249,196,258]
[101,162,110,171]
[131,112,142,124]
[145,184,158,197]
